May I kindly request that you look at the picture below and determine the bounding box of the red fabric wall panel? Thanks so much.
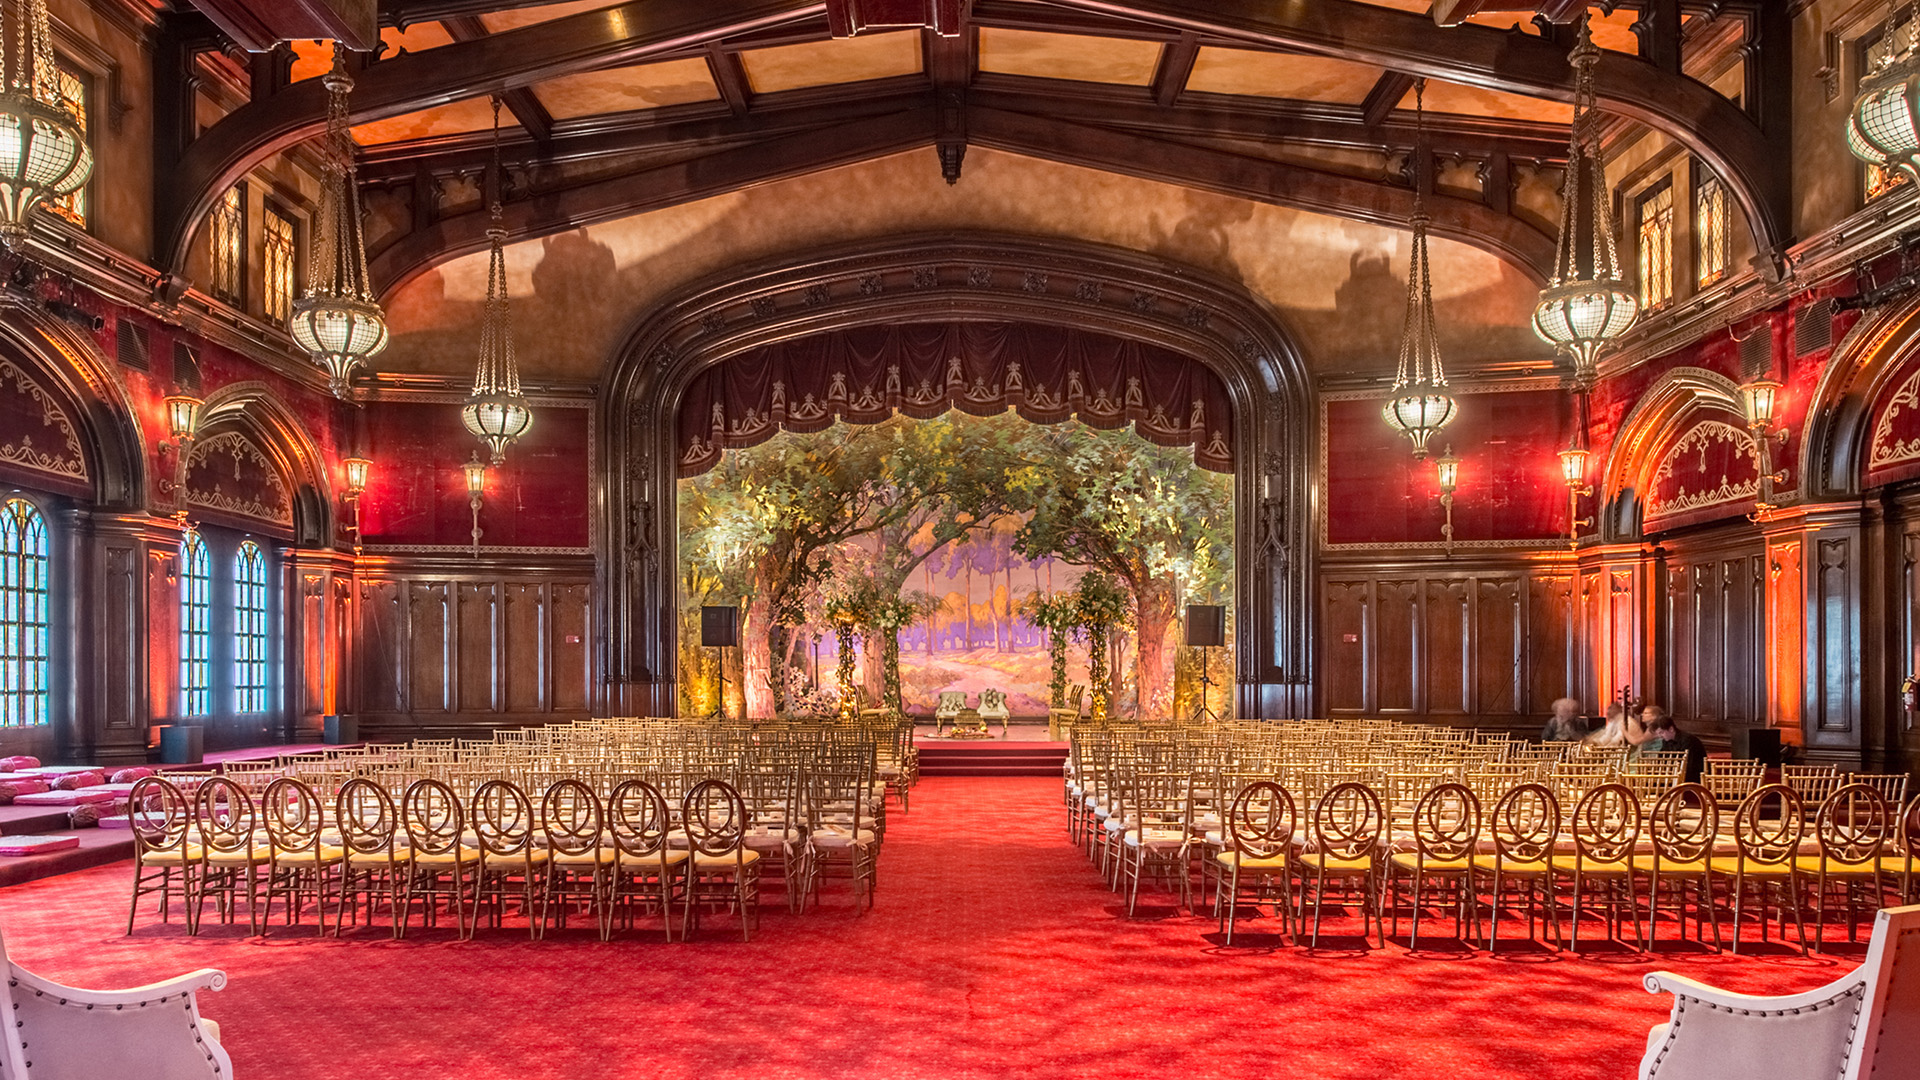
[359,401,590,549]
[1323,389,1570,547]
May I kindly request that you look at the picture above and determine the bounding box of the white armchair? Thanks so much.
[0,926,232,1080]
[1638,903,1920,1080]
[933,690,967,736]
[977,689,1011,738]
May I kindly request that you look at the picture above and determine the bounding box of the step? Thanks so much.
[0,802,103,835]
[0,828,133,888]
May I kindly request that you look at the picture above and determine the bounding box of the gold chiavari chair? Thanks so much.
[608,779,685,942]
[193,776,270,935]
[124,776,198,934]
[806,766,880,912]
[472,779,548,938]
[1214,780,1296,945]
[741,766,808,914]
[1387,782,1483,950]
[1782,765,1842,811]
[335,778,408,939]
[1291,781,1384,948]
[540,778,614,939]
[1701,759,1765,810]
[1118,769,1194,917]
[1807,782,1894,952]
[1636,782,1721,951]
[400,777,479,939]
[1716,783,1809,954]
[1475,782,1563,951]
[684,779,759,942]
[1852,772,1911,808]
[261,777,340,936]
[1552,782,1641,950]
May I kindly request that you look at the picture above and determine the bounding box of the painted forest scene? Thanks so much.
[676,411,1234,721]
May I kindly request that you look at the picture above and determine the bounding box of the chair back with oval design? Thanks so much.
[1815,782,1894,868]
[683,779,748,858]
[1312,781,1383,861]
[1223,780,1294,860]
[1571,783,1640,863]
[608,779,671,860]
[1409,782,1481,862]
[402,778,466,859]
[261,777,326,855]
[1733,783,1805,866]
[195,776,258,857]
[472,779,537,859]
[1648,783,1718,863]
[127,776,191,858]
[540,778,604,858]
[335,778,398,856]
[1489,782,1560,863]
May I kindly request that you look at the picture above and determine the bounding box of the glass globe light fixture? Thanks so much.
[1849,15,1920,179]
[1380,81,1458,459]
[460,99,533,463]
[1533,19,1637,388]
[0,0,90,250]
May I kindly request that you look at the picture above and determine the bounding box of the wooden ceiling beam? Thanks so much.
[707,46,755,116]
[1360,71,1415,129]
[159,0,824,276]
[1150,33,1199,107]
[924,19,974,182]
[1049,0,1790,271]
[441,15,554,143]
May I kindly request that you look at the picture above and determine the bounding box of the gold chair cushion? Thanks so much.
[1214,852,1289,872]
[691,848,761,868]
[1293,852,1373,874]
[412,849,482,866]
[202,845,272,863]
[551,847,619,866]
[272,844,346,864]
[1388,853,1472,872]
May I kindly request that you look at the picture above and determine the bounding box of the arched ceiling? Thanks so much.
[379,146,1551,380]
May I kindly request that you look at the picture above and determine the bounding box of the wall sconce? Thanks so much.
[341,455,370,555]
[161,392,203,522]
[463,453,486,558]
[1741,376,1789,514]
[1434,444,1459,555]
[1559,445,1593,550]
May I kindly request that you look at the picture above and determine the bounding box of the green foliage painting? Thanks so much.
[677,412,1233,720]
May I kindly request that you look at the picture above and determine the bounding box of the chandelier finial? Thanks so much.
[1382,79,1458,459]
[460,96,534,463]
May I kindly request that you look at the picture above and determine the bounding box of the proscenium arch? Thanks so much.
[597,232,1316,720]
[193,382,335,547]
[0,295,146,509]
[1600,366,1747,541]
[1801,291,1920,500]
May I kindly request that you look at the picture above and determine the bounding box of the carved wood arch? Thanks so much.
[1600,366,1747,541]
[1802,291,1920,499]
[190,382,333,546]
[0,296,144,509]
[598,232,1315,718]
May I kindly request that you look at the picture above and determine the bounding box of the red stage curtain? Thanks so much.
[675,322,1234,476]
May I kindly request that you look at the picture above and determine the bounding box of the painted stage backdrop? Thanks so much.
[676,410,1234,720]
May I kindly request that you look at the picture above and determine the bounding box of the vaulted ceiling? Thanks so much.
[169,0,1777,379]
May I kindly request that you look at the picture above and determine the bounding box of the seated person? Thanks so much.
[1584,702,1629,747]
[1540,697,1589,742]
[1628,704,1706,783]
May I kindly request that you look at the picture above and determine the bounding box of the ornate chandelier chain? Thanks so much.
[1391,80,1446,394]
[474,96,521,400]
[1547,22,1623,288]
[4,0,60,108]
[309,43,375,305]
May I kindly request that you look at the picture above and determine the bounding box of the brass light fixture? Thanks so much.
[288,43,388,399]
[162,392,203,523]
[1381,81,1458,459]
[459,97,533,463]
[1848,8,1920,180]
[342,455,370,555]
[1435,444,1459,555]
[1559,445,1593,549]
[1532,18,1638,388]
[0,0,91,250]
[463,454,486,557]
[1742,376,1789,514]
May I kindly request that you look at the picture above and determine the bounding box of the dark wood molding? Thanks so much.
[1360,71,1416,129]
[441,16,556,144]
[1150,32,1199,107]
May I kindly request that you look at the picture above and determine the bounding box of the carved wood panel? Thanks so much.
[1815,536,1858,734]
[1322,580,1369,713]
[1376,580,1418,713]
[1424,579,1469,716]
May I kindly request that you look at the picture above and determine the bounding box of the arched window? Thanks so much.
[0,499,48,727]
[179,532,210,717]
[233,540,268,713]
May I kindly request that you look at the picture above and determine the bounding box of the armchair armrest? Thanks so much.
[10,965,228,1005]
[1638,970,1868,1080]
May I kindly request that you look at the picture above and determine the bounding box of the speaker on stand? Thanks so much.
[701,606,740,719]
[1186,605,1226,721]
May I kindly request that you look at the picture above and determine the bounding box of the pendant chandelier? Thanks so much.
[1381,81,1458,460]
[0,0,91,249]
[288,43,387,400]
[1532,18,1637,389]
[459,97,533,464]
[1848,8,1920,180]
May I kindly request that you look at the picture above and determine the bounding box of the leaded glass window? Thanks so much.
[179,531,210,717]
[233,540,268,713]
[263,206,296,324]
[209,186,245,306]
[0,499,49,727]
[44,65,86,227]
[1637,183,1674,311]
[1694,170,1728,289]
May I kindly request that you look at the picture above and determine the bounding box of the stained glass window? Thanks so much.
[0,499,49,727]
[1637,183,1674,311]
[233,540,268,713]
[44,65,87,227]
[179,532,210,717]
[263,206,296,324]
[1694,170,1728,289]
[209,186,245,306]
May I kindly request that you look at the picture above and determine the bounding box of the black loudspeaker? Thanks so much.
[1732,727,1783,767]
[1186,605,1226,648]
[701,605,740,648]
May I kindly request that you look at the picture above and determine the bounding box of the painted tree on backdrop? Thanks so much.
[1014,422,1234,718]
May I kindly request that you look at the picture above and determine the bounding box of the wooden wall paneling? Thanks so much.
[1527,572,1575,713]
[1424,577,1470,716]
[553,583,590,712]
[330,576,351,718]
[1765,537,1803,735]
[1577,569,1603,709]
[455,581,497,713]
[1608,565,1641,706]
[359,579,406,713]
[1474,576,1523,716]
[1728,553,1763,725]
[504,582,546,713]
[1376,579,1418,713]
[1812,533,1861,743]
[1322,579,1371,714]
[146,548,176,728]
[409,581,451,714]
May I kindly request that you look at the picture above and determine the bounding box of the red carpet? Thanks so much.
[0,777,1861,1080]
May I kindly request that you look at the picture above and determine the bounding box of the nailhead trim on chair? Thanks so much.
[1646,984,1864,1079]
[7,978,224,1074]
